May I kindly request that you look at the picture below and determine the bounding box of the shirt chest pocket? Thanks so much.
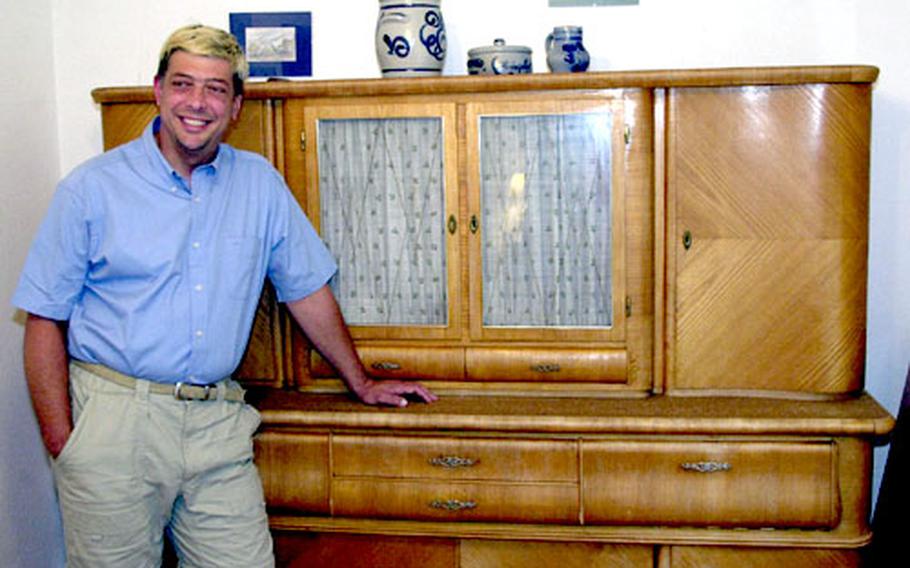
[219,237,263,301]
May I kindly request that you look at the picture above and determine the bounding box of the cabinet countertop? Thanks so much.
[249,389,893,438]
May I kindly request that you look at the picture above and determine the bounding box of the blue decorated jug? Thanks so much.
[376,0,447,77]
[545,26,590,73]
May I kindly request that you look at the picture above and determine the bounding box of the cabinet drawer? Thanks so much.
[668,546,860,567]
[333,435,578,482]
[582,440,838,528]
[461,541,653,568]
[333,478,578,523]
[311,346,464,380]
[254,432,329,513]
[466,347,627,382]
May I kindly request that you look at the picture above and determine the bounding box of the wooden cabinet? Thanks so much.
[666,83,870,396]
[281,89,653,393]
[93,66,892,568]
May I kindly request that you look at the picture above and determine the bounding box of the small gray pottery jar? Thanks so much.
[545,25,590,73]
[467,39,532,75]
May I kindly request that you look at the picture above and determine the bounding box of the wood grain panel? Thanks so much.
[273,533,457,568]
[466,347,627,383]
[668,545,860,567]
[674,239,866,392]
[672,84,870,239]
[99,100,272,156]
[583,440,838,528]
[254,432,329,514]
[333,478,578,524]
[460,540,652,568]
[234,282,285,388]
[622,89,656,393]
[333,435,577,481]
[668,83,871,394]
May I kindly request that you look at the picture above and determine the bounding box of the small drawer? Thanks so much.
[333,435,578,482]
[466,347,627,382]
[254,432,329,514]
[311,345,464,380]
[582,440,838,528]
[333,478,578,524]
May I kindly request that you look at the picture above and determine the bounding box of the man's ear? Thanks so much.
[153,76,162,107]
[231,95,243,121]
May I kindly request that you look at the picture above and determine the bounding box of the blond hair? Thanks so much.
[156,24,249,95]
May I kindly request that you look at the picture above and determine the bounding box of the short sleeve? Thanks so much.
[12,182,91,320]
[265,180,338,303]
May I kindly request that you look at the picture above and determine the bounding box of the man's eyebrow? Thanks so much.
[170,72,230,85]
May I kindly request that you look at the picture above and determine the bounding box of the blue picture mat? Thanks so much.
[230,12,312,77]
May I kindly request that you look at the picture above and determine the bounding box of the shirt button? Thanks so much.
[194,284,203,292]
[192,242,201,249]
[195,330,204,338]
[194,196,202,203]
[170,187,177,193]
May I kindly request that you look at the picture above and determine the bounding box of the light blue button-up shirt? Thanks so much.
[13,118,337,385]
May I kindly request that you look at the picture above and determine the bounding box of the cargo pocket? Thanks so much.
[61,500,154,566]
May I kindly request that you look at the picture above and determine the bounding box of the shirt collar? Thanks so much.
[141,117,229,191]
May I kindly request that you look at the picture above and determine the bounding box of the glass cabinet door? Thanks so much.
[466,100,626,342]
[304,104,461,340]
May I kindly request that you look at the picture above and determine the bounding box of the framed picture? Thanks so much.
[229,12,312,78]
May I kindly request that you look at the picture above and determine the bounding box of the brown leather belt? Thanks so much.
[72,361,245,403]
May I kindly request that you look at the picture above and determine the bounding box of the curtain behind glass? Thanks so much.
[317,117,447,326]
[479,112,613,328]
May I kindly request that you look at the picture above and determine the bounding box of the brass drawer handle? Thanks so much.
[371,361,402,371]
[428,455,478,469]
[681,461,732,473]
[430,499,477,512]
[531,363,561,373]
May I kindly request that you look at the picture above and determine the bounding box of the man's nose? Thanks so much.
[187,85,207,109]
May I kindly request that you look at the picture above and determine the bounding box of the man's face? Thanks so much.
[153,50,242,175]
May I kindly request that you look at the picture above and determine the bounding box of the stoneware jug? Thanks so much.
[467,39,532,75]
[375,0,447,77]
[545,25,590,73]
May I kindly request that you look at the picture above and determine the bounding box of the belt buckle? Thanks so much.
[174,382,212,401]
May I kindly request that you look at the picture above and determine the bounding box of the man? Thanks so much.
[13,24,436,567]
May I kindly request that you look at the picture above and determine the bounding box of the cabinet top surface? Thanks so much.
[251,390,893,438]
[92,65,879,103]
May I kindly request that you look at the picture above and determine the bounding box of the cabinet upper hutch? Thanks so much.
[94,65,892,567]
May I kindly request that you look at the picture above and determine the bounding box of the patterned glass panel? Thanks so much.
[317,117,447,325]
[479,112,612,328]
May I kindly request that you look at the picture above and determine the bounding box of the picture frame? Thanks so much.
[229,12,312,78]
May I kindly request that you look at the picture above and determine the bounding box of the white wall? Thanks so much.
[857,3,910,499]
[4,1,907,565]
[0,0,66,565]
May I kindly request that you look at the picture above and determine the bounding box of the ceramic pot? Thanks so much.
[545,25,590,73]
[375,0,447,77]
[467,39,532,75]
